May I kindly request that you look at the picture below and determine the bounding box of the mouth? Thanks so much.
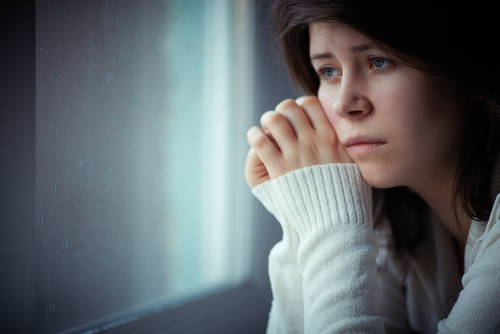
[343,135,387,155]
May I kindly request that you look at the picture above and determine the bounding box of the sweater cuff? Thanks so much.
[252,179,300,246]
[252,180,281,221]
[271,163,372,238]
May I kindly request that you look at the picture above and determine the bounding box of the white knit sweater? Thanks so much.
[252,163,500,334]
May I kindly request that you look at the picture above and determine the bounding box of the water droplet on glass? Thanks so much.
[56,97,59,102]
[40,218,44,223]
[53,21,56,25]
[58,42,61,46]
[54,153,57,157]
[52,146,55,150]
[60,9,62,14]
[52,304,56,311]
[53,185,57,190]
[55,74,58,79]
[78,159,83,167]
[58,58,61,62]
[39,45,42,50]
[63,241,68,248]
[54,130,57,135]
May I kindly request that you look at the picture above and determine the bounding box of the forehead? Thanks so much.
[309,23,372,55]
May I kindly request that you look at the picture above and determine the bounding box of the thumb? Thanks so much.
[245,148,271,188]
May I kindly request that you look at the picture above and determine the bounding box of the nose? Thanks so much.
[332,72,372,119]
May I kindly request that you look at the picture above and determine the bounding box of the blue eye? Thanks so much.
[319,66,340,79]
[371,57,391,69]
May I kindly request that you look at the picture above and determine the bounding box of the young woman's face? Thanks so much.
[310,23,469,190]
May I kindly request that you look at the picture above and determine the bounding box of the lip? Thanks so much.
[343,135,387,155]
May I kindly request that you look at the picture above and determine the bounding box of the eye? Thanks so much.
[318,66,340,79]
[370,57,392,70]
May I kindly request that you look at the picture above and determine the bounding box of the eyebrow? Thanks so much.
[310,52,334,61]
[310,44,374,62]
[348,44,373,53]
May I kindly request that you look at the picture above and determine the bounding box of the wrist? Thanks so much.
[272,163,372,238]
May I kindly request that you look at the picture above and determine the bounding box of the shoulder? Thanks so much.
[439,203,500,333]
[465,193,500,272]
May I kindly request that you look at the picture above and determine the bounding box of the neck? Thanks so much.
[411,169,472,256]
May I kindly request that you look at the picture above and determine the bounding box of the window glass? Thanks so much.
[35,0,253,332]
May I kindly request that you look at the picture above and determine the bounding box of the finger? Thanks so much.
[264,130,279,150]
[263,129,275,142]
[247,126,282,165]
[274,99,315,138]
[244,148,270,188]
[295,95,333,132]
[260,111,297,149]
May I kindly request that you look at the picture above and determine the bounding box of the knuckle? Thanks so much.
[275,98,297,112]
[296,95,320,109]
[262,111,284,128]
[248,132,267,149]
[259,111,271,125]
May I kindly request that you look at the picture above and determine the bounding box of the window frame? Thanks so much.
[0,0,298,333]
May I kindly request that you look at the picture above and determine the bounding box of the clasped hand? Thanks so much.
[245,96,353,189]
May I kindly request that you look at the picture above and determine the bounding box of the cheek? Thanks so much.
[379,77,440,140]
[391,79,462,142]
[317,87,338,128]
[383,76,468,172]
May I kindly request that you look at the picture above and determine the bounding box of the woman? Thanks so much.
[245,0,500,333]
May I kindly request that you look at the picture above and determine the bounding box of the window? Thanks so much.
[0,0,295,333]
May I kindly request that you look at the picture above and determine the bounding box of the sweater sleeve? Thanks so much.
[437,196,500,334]
[252,180,304,333]
[271,163,386,333]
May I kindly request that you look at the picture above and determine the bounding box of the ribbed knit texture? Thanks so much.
[255,163,384,333]
[253,178,303,332]
[272,164,372,238]
[253,163,500,333]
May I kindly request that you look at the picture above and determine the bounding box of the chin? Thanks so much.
[357,164,402,189]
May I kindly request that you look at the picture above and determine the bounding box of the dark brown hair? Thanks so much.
[268,0,500,255]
